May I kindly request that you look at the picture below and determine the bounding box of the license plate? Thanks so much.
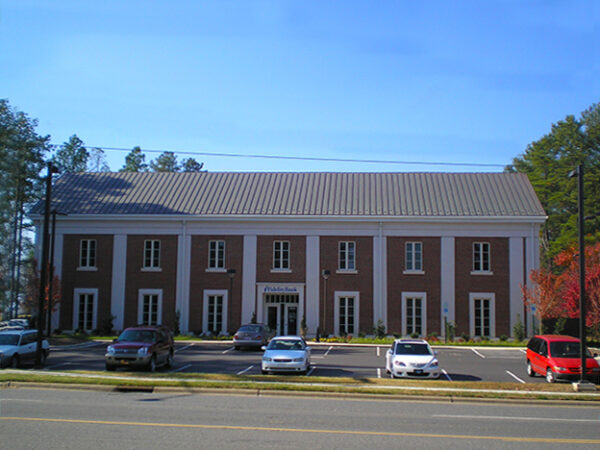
[414,369,423,374]
[120,360,129,365]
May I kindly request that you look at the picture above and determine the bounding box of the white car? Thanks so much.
[0,329,50,368]
[385,339,440,379]
[261,336,311,375]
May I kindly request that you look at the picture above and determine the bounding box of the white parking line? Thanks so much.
[237,365,254,375]
[442,369,452,381]
[377,368,381,378]
[506,370,526,383]
[171,364,192,373]
[222,347,234,354]
[307,366,316,376]
[175,343,194,353]
[323,346,333,357]
[519,349,526,354]
[377,346,380,357]
[470,348,486,359]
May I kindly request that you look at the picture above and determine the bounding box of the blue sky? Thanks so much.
[1,0,598,172]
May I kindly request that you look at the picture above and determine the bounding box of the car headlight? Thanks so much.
[429,359,439,368]
[293,357,304,362]
[394,360,406,367]
[263,357,272,362]
[106,346,115,355]
[137,347,149,356]
[553,366,567,372]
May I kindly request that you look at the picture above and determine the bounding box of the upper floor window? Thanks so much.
[473,242,490,272]
[405,242,422,272]
[208,240,225,269]
[144,240,161,269]
[79,239,97,268]
[273,241,290,270]
[338,241,356,271]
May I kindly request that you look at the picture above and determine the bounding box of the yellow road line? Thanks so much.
[1,416,599,444]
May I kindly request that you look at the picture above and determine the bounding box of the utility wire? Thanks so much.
[59,144,508,169]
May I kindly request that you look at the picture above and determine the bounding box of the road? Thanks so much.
[1,387,599,449]
[42,341,551,384]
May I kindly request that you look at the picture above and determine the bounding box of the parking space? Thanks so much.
[36,341,559,384]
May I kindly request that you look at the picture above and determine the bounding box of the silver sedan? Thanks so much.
[261,336,311,375]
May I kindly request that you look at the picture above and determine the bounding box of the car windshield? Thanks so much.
[239,325,262,333]
[394,343,431,355]
[267,339,304,351]
[550,341,593,358]
[117,330,156,343]
[0,335,19,345]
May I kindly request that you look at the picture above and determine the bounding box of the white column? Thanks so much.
[51,233,64,331]
[509,237,524,337]
[525,224,541,336]
[242,235,257,324]
[111,234,127,331]
[372,227,386,329]
[306,236,320,336]
[440,237,455,336]
[175,221,191,333]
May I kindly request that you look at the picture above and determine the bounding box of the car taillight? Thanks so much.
[253,334,261,339]
[234,335,238,339]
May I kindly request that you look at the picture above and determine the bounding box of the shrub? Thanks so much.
[373,320,386,339]
[513,314,526,341]
[499,334,508,342]
[553,317,567,335]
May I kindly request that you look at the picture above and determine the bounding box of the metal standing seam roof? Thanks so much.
[29,171,546,218]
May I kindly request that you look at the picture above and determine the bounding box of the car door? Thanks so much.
[535,340,549,374]
[20,332,37,363]
[156,330,170,364]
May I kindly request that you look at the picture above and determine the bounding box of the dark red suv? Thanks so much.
[105,325,174,372]
[526,335,600,383]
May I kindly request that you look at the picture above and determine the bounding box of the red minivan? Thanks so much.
[526,335,600,383]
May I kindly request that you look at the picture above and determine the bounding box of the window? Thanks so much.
[144,240,161,269]
[208,240,225,269]
[273,241,290,270]
[207,295,224,333]
[338,296,355,335]
[338,241,356,271]
[473,242,490,272]
[402,292,427,337]
[79,239,97,268]
[405,242,422,272]
[470,293,495,338]
[141,294,159,325]
[72,288,98,332]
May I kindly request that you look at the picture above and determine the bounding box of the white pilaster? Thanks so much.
[509,237,525,337]
[306,236,320,336]
[175,221,191,333]
[440,237,455,336]
[372,227,385,329]
[242,235,257,323]
[51,233,64,331]
[110,234,127,331]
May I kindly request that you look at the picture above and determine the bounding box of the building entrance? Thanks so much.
[264,294,299,336]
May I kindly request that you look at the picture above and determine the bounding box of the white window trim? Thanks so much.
[402,270,425,275]
[333,291,359,336]
[203,289,229,335]
[405,241,423,272]
[138,289,163,326]
[469,292,496,338]
[72,288,98,332]
[401,292,427,337]
[78,239,97,270]
[338,241,356,271]
[208,240,226,270]
[272,240,290,270]
[472,242,492,274]
[143,239,161,270]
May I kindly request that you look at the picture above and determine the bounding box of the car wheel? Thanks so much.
[105,363,116,371]
[390,372,395,379]
[234,346,240,350]
[546,367,556,383]
[40,350,48,366]
[10,355,19,368]
[148,355,157,372]
[527,361,536,377]
[165,351,173,368]
[261,369,268,375]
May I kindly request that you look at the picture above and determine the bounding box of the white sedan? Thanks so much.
[261,336,311,375]
[0,329,50,368]
[385,339,440,379]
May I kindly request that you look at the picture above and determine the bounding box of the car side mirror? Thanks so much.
[305,346,311,352]
[261,346,267,351]
[434,350,438,356]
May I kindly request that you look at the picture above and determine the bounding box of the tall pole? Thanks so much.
[36,163,54,367]
[576,164,587,382]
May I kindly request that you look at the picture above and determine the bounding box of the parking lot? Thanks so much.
[40,341,550,384]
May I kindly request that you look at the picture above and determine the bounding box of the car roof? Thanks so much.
[271,335,303,340]
[535,335,580,342]
[125,325,162,331]
[0,328,37,335]
[393,339,429,345]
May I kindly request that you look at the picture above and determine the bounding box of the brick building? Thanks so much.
[31,172,546,338]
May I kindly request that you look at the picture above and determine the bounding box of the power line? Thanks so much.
[56,144,508,169]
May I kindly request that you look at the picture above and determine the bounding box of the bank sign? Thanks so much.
[264,286,299,293]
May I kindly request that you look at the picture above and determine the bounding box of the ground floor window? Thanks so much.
[73,288,98,332]
[334,291,359,336]
[203,290,228,334]
[469,293,495,338]
[401,292,427,337]
[138,289,162,326]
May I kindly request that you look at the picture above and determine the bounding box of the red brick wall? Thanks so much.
[320,236,373,335]
[124,235,178,329]
[387,237,441,336]
[455,237,510,337]
[60,235,113,331]
[188,235,243,334]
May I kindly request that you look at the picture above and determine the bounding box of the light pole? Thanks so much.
[321,269,330,339]
[36,162,59,367]
[227,269,236,334]
[568,164,589,386]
